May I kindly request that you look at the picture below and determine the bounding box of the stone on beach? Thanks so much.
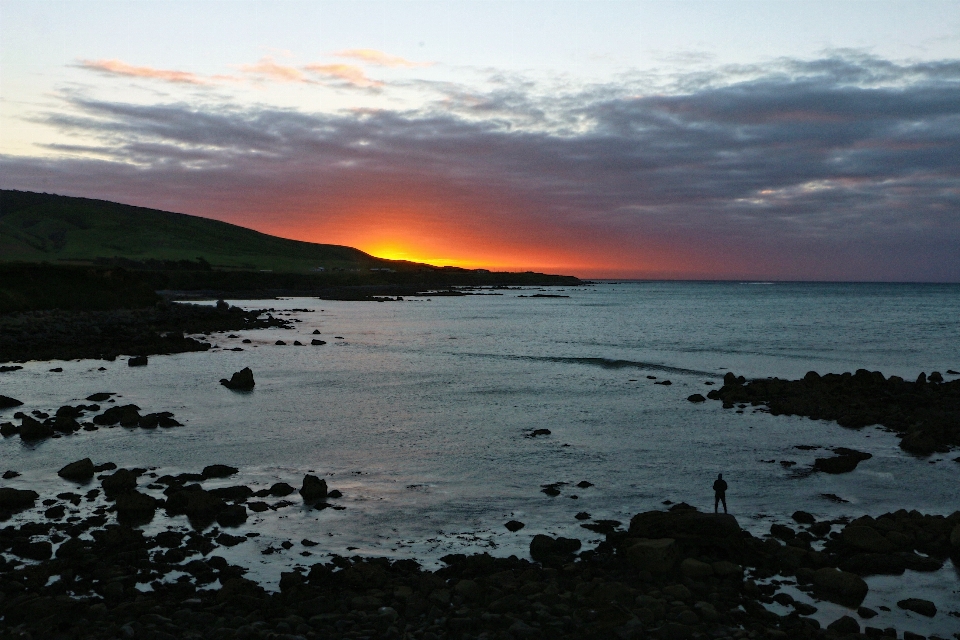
[0,487,39,510]
[202,464,238,479]
[127,355,148,366]
[0,395,23,409]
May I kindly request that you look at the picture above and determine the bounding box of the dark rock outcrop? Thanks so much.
[58,458,95,481]
[0,395,23,409]
[299,475,328,502]
[220,367,255,390]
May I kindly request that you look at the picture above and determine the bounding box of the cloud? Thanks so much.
[303,63,381,88]
[78,59,211,85]
[333,49,431,68]
[6,53,960,280]
[238,57,309,83]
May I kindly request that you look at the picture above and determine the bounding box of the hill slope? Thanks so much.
[0,190,400,272]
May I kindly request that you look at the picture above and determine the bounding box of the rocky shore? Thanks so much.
[0,301,291,363]
[706,371,960,456]
[1,456,958,640]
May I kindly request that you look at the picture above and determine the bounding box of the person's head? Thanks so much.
[718,473,723,479]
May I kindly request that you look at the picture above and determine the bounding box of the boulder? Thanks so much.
[269,482,295,496]
[814,455,862,474]
[504,520,525,532]
[711,560,743,578]
[687,394,706,403]
[1,422,19,436]
[128,355,148,367]
[115,490,158,520]
[165,488,226,518]
[101,469,138,496]
[623,538,678,573]
[529,534,581,562]
[950,523,960,551]
[826,616,859,634]
[58,458,95,482]
[311,339,327,346]
[220,367,255,390]
[680,558,714,578]
[299,474,328,501]
[811,567,868,605]
[208,485,254,502]
[19,415,53,440]
[792,510,816,524]
[842,525,894,553]
[0,395,23,409]
[216,504,248,527]
[86,392,114,401]
[202,464,238,479]
[629,509,742,546]
[897,598,937,617]
[0,487,39,510]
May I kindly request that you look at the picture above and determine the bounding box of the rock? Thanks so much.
[128,355,148,367]
[842,525,895,553]
[115,490,158,520]
[0,395,24,409]
[202,464,238,479]
[857,606,878,619]
[311,339,327,345]
[770,523,796,540]
[2,470,21,479]
[897,598,937,617]
[687,394,706,403]
[269,482,295,496]
[58,458,95,481]
[950,523,960,551]
[299,475,328,501]
[576,480,594,488]
[814,455,863,473]
[217,533,247,546]
[711,560,743,578]
[19,415,53,440]
[208,485,254,502]
[1,422,19,436]
[86,392,114,401]
[216,504,248,527]
[680,557,714,578]
[101,469,138,496]
[792,510,816,524]
[529,534,581,562]
[504,520,525,532]
[929,371,943,383]
[826,615,859,634]
[327,489,343,498]
[623,538,678,573]
[275,340,286,346]
[454,579,482,601]
[527,428,551,437]
[166,488,226,518]
[811,567,869,605]
[575,511,591,520]
[313,329,321,334]
[0,487,39,510]
[220,367,255,390]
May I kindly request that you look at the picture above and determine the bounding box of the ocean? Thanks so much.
[2,281,959,634]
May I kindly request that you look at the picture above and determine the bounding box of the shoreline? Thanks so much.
[1,458,958,639]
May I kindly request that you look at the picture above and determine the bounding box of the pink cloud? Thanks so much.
[333,49,430,68]
[238,57,308,83]
[79,59,210,85]
[303,63,381,87]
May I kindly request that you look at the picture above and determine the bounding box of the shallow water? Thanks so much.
[2,282,959,631]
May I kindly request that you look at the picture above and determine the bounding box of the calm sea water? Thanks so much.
[2,282,959,632]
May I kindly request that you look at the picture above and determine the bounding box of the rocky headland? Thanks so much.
[707,370,960,456]
[0,300,290,363]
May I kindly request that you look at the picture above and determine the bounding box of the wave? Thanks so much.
[459,352,719,377]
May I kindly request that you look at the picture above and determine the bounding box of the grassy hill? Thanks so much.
[0,189,405,272]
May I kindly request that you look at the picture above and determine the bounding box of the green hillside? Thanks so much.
[0,190,405,272]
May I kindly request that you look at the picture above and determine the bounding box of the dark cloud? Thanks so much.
[2,54,959,280]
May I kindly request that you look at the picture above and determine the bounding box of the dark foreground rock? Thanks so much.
[0,302,291,363]
[708,369,960,454]
[2,460,958,640]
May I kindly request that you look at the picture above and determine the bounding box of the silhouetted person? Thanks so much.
[713,473,728,513]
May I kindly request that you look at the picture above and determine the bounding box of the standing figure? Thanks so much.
[713,473,728,514]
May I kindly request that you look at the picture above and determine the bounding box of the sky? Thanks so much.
[1,1,959,280]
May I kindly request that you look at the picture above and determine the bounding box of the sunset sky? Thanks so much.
[2,1,959,280]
